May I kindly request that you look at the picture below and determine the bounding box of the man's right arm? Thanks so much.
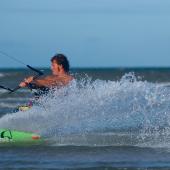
[19,75,59,88]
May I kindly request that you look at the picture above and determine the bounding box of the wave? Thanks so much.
[0,102,19,108]
[0,73,170,147]
[0,73,5,78]
[0,88,31,94]
[0,97,30,102]
[0,72,15,78]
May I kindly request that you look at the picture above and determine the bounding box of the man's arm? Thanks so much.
[32,76,58,87]
[19,75,61,88]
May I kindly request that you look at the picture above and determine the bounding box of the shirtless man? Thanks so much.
[19,54,74,92]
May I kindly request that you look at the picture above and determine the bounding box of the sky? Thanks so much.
[0,0,170,68]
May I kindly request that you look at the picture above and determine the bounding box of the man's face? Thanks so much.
[51,60,61,75]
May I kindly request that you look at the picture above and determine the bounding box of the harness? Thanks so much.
[27,83,50,97]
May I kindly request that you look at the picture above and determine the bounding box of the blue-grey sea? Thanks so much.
[1,68,170,170]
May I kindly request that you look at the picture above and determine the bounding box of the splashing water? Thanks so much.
[0,73,170,147]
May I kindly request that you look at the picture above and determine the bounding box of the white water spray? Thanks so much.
[0,73,170,146]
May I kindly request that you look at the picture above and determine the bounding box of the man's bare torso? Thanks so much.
[33,74,74,88]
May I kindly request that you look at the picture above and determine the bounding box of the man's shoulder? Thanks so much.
[43,74,74,83]
[43,75,58,80]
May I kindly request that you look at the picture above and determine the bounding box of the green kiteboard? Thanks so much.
[0,129,41,144]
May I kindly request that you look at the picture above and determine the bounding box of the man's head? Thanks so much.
[51,54,70,75]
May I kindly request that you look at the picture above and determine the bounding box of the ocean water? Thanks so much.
[1,68,170,170]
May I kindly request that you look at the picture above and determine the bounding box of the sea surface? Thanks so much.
[1,68,170,170]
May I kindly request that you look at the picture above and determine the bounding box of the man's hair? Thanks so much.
[51,54,70,72]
